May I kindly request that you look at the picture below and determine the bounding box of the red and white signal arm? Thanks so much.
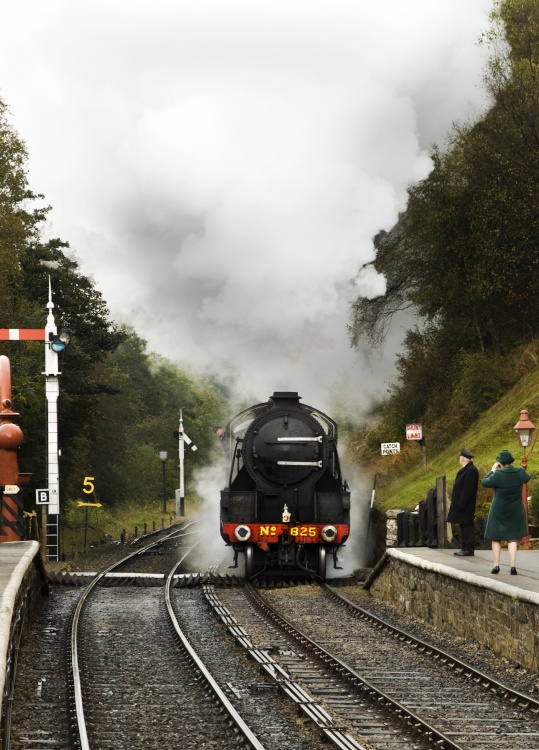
[406,423,423,440]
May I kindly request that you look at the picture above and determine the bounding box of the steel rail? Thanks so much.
[244,582,464,750]
[164,564,266,750]
[68,522,199,749]
[203,584,368,750]
[324,583,539,716]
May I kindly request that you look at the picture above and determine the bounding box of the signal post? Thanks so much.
[0,280,70,560]
[174,411,197,516]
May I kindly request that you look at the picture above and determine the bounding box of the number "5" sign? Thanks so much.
[83,476,95,494]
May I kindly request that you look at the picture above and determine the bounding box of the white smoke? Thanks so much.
[190,460,240,573]
[0,0,492,413]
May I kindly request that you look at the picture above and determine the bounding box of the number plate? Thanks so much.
[290,526,317,537]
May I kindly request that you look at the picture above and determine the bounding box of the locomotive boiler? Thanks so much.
[220,391,350,578]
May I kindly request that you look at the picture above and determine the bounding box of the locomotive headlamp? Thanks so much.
[321,525,337,542]
[234,525,252,541]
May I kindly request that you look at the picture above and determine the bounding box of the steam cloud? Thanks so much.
[1,0,492,412]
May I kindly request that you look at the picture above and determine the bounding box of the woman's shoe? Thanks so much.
[510,567,517,575]
[491,566,500,574]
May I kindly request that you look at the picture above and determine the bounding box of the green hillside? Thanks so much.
[347,0,539,532]
[376,366,539,519]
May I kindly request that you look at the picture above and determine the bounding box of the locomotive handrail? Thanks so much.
[276,436,323,442]
[277,460,323,467]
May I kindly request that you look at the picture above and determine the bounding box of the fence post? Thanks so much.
[436,475,447,548]
[397,511,409,546]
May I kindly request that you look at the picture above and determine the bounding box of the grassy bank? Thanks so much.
[56,496,202,558]
[375,367,539,518]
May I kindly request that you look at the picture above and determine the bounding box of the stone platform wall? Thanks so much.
[366,550,539,671]
[0,543,48,746]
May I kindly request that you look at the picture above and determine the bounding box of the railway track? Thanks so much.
[6,523,193,750]
[67,528,268,749]
[8,528,331,750]
[209,582,539,750]
[10,534,539,750]
[7,523,246,750]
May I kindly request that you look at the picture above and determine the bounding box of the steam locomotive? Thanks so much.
[220,391,350,578]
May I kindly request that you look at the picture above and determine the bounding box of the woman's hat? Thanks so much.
[496,449,515,464]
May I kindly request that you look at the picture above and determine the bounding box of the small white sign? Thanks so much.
[406,423,423,440]
[381,442,401,456]
[4,485,19,494]
[36,489,50,505]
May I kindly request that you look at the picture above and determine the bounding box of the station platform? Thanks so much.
[0,541,47,739]
[366,546,539,671]
[385,547,539,600]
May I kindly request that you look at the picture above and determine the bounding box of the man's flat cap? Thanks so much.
[460,448,474,459]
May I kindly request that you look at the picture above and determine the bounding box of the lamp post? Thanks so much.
[513,409,536,541]
[159,451,168,514]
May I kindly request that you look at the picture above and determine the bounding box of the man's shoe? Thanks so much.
[454,550,474,556]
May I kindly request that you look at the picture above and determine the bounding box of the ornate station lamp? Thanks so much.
[514,409,536,453]
[513,409,536,542]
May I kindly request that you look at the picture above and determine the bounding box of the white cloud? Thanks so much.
[0,0,492,413]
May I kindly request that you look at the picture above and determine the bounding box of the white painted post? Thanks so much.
[175,410,197,517]
[43,279,61,560]
[177,410,185,516]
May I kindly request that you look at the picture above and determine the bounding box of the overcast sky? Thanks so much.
[1,0,493,414]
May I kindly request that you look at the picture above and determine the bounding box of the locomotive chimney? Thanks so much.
[268,391,301,408]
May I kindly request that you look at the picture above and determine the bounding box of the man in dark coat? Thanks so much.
[447,448,479,556]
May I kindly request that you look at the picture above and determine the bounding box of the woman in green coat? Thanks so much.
[482,449,530,575]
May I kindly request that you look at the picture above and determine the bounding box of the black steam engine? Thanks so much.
[220,392,350,578]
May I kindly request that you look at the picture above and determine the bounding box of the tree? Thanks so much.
[349,0,539,441]
[0,94,230,511]
[65,330,228,505]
